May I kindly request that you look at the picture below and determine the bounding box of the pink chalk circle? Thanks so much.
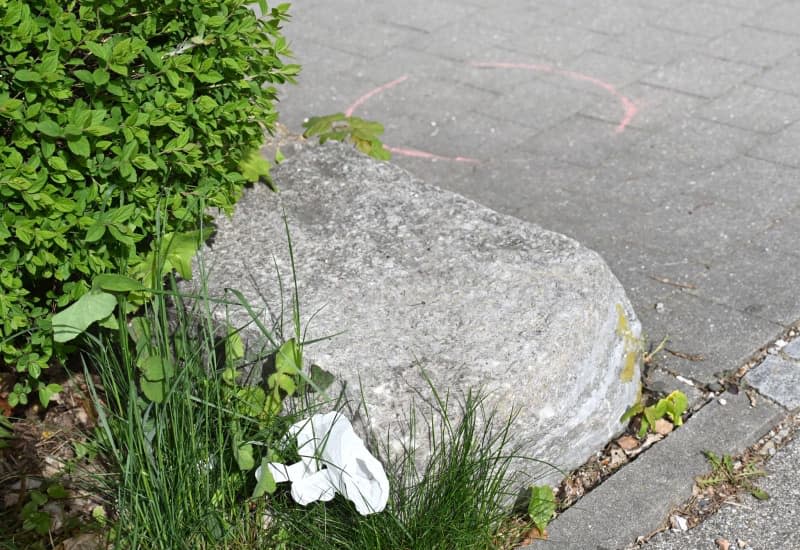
[469,61,638,134]
[343,61,638,162]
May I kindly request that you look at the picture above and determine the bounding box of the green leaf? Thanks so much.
[38,383,62,408]
[85,222,106,243]
[37,119,63,138]
[46,484,69,499]
[132,154,158,170]
[93,274,144,293]
[92,68,110,86]
[226,330,244,361]
[620,401,644,423]
[275,339,301,376]
[47,156,68,171]
[161,231,204,279]
[67,135,91,157]
[235,443,255,472]
[253,459,277,497]
[308,364,335,393]
[239,149,271,182]
[15,69,42,82]
[140,377,166,403]
[664,390,688,426]
[750,487,769,500]
[528,485,556,532]
[52,291,117,342]
[195,95,218,113]
[138,355,175,381]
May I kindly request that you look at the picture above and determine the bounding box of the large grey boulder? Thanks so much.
[191,142,642,486]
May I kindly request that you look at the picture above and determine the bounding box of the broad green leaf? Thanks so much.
[235,443,255,471]
[67,136,91,157]
[528,485,556,532]
[253,459,277,497]
[93,274,144,293]
[664,390,688,426]
[46,484,69,499]
[52,291,117,342]
[47,156,68,171]
[132,154,158,170]
[275,339,300,375]
[140,377,165,403]
[239,149,271,182]
[138,355,175,381]
[161,231,204,279]
[195,95,217,113]
[85,223,106,243]
[92,68,110,86]
[225,330,244,361]
[37,119,63,138]
[308,364,335,393]
[14,69,41,82]
[38,383,62,408]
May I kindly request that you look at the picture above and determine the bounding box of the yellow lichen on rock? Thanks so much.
[615,304,642,383]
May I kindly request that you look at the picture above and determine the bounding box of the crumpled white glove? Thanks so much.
[255,412,389,515]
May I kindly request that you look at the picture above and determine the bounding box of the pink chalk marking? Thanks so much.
[344,61,638,163]
[344,75,409,117]
[345,76,481,163]
[385,145,480,163]
[470,61,638,133]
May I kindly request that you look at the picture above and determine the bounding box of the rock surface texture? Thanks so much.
[191,142,642,486]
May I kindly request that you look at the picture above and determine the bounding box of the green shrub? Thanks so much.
[0,0,298,406]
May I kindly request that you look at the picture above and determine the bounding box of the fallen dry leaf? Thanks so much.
[616,435,639,452]
[654,418,674,435]
[520,526,548,544]
[715,537,731,550]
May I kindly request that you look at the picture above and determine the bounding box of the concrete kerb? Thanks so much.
[522,390,787,550]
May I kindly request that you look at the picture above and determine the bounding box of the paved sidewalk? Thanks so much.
[272,0,800,547]
[642,415,800,550]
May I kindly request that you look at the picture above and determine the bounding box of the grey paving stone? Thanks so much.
[749,52,800,97]
[594,24,708,66]
[703,25,800,67]
[514,114,645,168]
[636,291,783,384]
[745,355,800,410]
[681,243,800,325]
[373,0,479,33]
[650,2,754,38]
[382,110,533,161]
[488,78,594,132]
[526,391,785,549]
[642,54,760,98]
[689,156,800,219]
[505,23,610,62]
[749,0,800,35]
[748,122,800,168]
[627,118,761,171]
[784,338,800,360]
[581,82,705,131]
[697,84,800,134]
[705,0,785,8]
[402,19,514,62]
[642,427,800,549]
[478,3,570,34]
[555,1,665,36]
[554,51,657,94]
